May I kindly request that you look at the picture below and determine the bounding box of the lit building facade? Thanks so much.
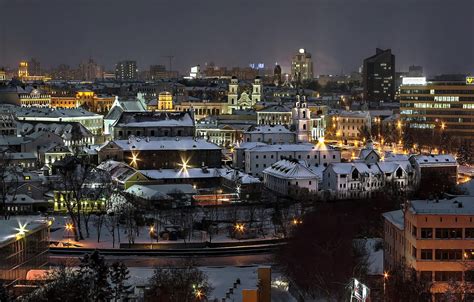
[383,197,474,299]
[291,48,314,83]
[400,77,474,143]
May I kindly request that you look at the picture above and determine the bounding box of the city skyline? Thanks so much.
[1,0,473,75]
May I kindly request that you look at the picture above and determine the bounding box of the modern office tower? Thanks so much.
[291,48,314,84]
[399,75,474,143]
[362,48,396,104]
[115,60,138,81]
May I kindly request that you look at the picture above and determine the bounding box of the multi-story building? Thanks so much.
[363,48,395,104]
[330,111,371,140]
[15,107,104,136]
[115,60,138,81]
[399,76,474,144]
[19,89,51,107]
[256,104,292,126]
[97,137,222,170]
[0,218,50,288]
[291,48,314,83]
[383,197,474,299]
[112,111,195,140]
[244,142,341,178]
[243,125,296,144]
[409,154,458,189]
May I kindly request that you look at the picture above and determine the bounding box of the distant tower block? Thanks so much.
[274,64,282,86]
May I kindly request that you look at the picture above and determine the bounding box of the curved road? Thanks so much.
[49,253,275,267]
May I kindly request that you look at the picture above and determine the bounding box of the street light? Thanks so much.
[65,223,73,246]
[149,225,155,249]
[383,271,389,301]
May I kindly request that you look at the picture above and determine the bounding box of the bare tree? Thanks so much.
[55,156,96,241]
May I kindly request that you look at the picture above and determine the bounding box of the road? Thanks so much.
[49,253,275,267]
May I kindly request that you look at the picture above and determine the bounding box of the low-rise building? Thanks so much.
[263,159,320,195]
[409,154,458,189]
[244,142,341,178]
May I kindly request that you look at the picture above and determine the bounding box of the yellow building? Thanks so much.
[52,191,106,213]
[383,197,474,299]
[19,89,51,107]
[157,91,173,110]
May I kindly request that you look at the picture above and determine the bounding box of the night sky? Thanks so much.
[1,0,473,76]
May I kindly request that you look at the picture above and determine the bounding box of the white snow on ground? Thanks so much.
[48,214,282,249]
[364,238,384,275]
[126,266,296,302]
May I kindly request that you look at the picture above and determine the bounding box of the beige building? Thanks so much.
[383,197,474,299]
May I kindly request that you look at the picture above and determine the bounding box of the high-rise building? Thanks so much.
[291,48,314,84]
[362,48,395,104]
[408,65,423,77]
[79,58,103,81]
[399,75,474,144]
[28,58,41,76]
[115,60,138,81]
[273,64,282,86]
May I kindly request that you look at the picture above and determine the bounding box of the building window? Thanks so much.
[435,249,462,261]
[412,246,417,258]
[465,228,474,238]
[420,271,432,282]
[421,249,433,260]
[434,271,462,282]
[421,228,432,239]
[435,228,462,239]
[464,249,474,260]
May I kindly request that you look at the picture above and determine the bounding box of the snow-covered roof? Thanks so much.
[247,142,336,153]
[16,107,101,118]
[409,196,474,215]
[126,184,197,200]
[411,154,457,167]
[329,162,382,175]
[114,111,194,128]
[257,104,291,113]
[382,210,404,230]
[244,125,292,134]
[140,168,222,180]
[111,137,221,151]
[220,169,261,184]
[6,194,44,204]
[263,159,320,180]
[235,142,267,150]
[0,217,50,247]
[6,152,36,160]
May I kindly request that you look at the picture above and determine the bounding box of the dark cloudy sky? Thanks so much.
[1,0,473,76]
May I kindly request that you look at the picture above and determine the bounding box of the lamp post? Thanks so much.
[149,225,155,249]
[65,223,73,247]
[383,271,389,301]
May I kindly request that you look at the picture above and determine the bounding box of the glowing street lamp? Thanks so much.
[65,223,73,246]
[149,225,155,249]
